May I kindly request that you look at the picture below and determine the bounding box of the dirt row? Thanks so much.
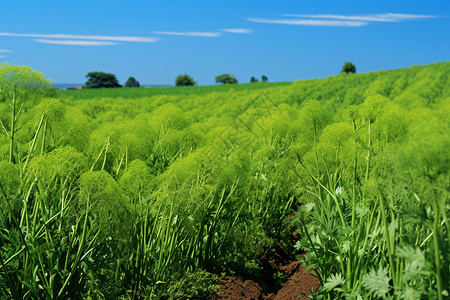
[209,242,321,300]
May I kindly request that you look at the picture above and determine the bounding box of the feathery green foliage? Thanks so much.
[0,61,449,298]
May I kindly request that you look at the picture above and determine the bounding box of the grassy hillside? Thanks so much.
[59,81,293,99]
[0,62,449,299]
[57,62,449,124]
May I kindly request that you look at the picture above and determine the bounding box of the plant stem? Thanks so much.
[432,198,443,300]
[9,88,16,163]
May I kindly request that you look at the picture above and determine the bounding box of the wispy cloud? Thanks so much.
[0,50,10,58]
[0,32,158,42]
[153,31,222,37]
[282,13,436,22]
[377,13,436,20]
[34,39,117,46]
[247,17,367,27]
[221,28,253,34]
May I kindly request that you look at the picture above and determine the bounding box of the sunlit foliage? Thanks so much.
[0,62,449,299]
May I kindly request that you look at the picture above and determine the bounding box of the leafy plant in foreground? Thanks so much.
[0,63,54,163]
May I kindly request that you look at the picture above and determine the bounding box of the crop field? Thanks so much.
[0,62,449,299]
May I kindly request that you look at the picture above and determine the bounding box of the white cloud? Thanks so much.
[34,39,117,46]
[0,55,6,58]
[376,13,436,20]
[221,28,253,34]
[282,14,395,22]
[247,17,368,27]
[282,13,436,22]
[0,49,12,53]
[0,32,158,42]
[153,31,222,37]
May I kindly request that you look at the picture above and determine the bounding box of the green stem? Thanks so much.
[101,137,110,171]
[40,119,47,155]
[297,154,347,228]
[378,192,396,284]
[23,114,45,171]
[363,121,371,199]
[301,222,324,286]
[353,198,378,289]
[9,89,16,163]
[432,198,443,300]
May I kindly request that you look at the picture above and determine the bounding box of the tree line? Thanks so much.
[84,72,268,88]
[84,62,356,89]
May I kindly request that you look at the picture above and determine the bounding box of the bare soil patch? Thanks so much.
[209,243,320,299]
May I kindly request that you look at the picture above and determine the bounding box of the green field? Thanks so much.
[0,62,449,299]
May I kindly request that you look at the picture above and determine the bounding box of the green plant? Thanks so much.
[293,96,449,299]
[165,270,219,299]
[0,63,54,163]
[1,61,449,299]
[0,148,99,299]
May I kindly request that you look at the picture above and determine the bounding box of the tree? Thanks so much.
[341,62,356,74]
[0,63,55,163]
[175,74,196,86]
[84,72,121,88]
[215,74,238,84]
[125,77,140,87]
[261,75,268,82]
[250,76,258,83]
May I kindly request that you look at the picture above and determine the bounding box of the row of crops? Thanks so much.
[0,62,449,299]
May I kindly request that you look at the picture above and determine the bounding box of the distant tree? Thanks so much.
[250,76,258,83]
[215,74,238,84]
[341,62,356,74]
[125,77,140,87]
[261,75,268,82]
[84,72,121,88]
[175,74,197,86]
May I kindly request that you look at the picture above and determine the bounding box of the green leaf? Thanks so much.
[362,267,390,298]
[323,273,345,292]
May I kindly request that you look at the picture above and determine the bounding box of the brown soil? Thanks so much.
[209,276,263,300]
[273,264,320,300]
[259,242,294,272]
[209,243,320,300]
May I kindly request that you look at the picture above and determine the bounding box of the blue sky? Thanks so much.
[0,0,449,85]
